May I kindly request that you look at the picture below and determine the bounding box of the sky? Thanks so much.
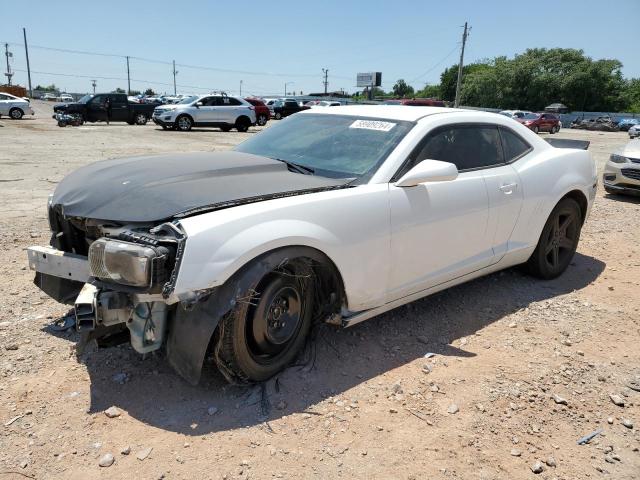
[2,0,639,97]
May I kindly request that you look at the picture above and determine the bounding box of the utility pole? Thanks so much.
[126,56,131,95]
[172,60,177,95]
[23,28,33,97]
[4,43,13,86]
[322,68,329,95]
[91,80,97,94]
[239,79,243,96]
[454,22,469,108]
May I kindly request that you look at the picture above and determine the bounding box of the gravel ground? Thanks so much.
[0,101,639,479]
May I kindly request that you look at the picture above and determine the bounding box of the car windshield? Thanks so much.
[77,95,94,103]
[523,113,540,120]
[178,95,198,104]
[234,113,414,180]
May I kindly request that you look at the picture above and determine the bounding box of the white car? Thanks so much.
[27,106,596,385]
[629,124,640,139]
[59,94,74,102]
[0,92,34,119]
[42,93,57,101]
[152,94,256,132]
[311,101,342,108]
[603,140,640,196]
[499,110,530,120]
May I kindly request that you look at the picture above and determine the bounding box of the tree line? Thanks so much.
[383,48,640,113]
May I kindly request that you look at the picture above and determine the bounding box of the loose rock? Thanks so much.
[104,406,121,418]
[207,406,218,416]
[531,461,544,474]
[447,404,459,414]
[621,419,633,429]
[552,394,568,405]
[137,447,153,461]
[99,453,114,467]
[609,394,625,407]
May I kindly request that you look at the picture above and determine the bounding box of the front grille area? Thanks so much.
[621,168,640,181]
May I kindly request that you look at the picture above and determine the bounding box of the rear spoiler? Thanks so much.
[545,138,590,150]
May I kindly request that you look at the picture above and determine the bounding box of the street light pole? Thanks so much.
[91,80,96,94]
[284,81,293,97]
[240,80,243,96]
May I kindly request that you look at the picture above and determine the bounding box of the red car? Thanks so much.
[517,112,561,134]
[383,98,446,107]
[244,97,270,126]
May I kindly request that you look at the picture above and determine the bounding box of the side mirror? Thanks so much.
[395,159,458,188]
[195,102,203,108]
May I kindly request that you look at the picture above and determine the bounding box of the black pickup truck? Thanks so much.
[272,99,310,119]
[53,93,157,125]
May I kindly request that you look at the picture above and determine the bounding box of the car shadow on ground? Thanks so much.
[48,252,605,435]
[153,128,259,134]
[604,193,640,204]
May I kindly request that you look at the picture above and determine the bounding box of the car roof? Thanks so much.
[299,105,468,122]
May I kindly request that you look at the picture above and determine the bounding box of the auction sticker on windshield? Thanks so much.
[349,120,396,132]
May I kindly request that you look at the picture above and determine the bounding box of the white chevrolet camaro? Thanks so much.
[28,106,597,384]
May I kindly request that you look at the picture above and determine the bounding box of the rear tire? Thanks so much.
[274,112,282,120]
[550,125,558,134]
[257,114,268,126]
[533,126,539,134]
[525,198,582,279]
[236,117,250,132]
[134,113,148,125]
[175,115,193,131]
[213,257,314,383]
[9,108,24,120]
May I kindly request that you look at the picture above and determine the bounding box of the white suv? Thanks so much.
[152,94,256,132]
[0,92,34,119]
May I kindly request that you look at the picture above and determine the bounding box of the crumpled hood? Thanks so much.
[51,151,351,222]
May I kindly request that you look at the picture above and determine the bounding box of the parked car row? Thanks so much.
[499,110,561,134]
[41,93,74,102]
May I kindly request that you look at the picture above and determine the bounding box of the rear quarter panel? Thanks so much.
[508,147,596,256]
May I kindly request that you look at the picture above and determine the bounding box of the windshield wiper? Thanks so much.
[272,158,315,175]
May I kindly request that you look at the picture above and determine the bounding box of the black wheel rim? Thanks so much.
[544,209,578,270]
[246,276,304,364]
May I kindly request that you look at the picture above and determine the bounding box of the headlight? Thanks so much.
[609,154,628,164]
[88,238,169,288]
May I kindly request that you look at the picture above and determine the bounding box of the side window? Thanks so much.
[111,95,127,106]
[499,127,532,162]
[198,97,214,106]
[414,125,504,171]
[90,94,105,104]
[214,96,232,106]
[227,98,242,106]
[0,94,9,100]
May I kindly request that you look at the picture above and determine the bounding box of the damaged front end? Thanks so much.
[28,206,189,375]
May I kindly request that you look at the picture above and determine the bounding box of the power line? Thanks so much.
[409,44,460,84]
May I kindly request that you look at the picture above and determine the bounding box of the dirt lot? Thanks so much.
[0,101,639,480]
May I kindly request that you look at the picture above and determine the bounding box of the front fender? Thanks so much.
[174,219,340,296]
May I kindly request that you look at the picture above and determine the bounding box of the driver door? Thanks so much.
[387,124,503,301]
[87,94,106,122]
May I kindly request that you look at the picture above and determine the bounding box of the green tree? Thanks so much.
[35,84,57,92]
[621,78,640,112]
[415,83,441,99]
[113,87,125,94]
[392,79,414,98]
[144,88,155,96]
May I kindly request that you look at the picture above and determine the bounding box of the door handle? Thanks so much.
[499,183,517,194]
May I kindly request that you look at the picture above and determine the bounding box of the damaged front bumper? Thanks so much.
[28,245,172,355]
